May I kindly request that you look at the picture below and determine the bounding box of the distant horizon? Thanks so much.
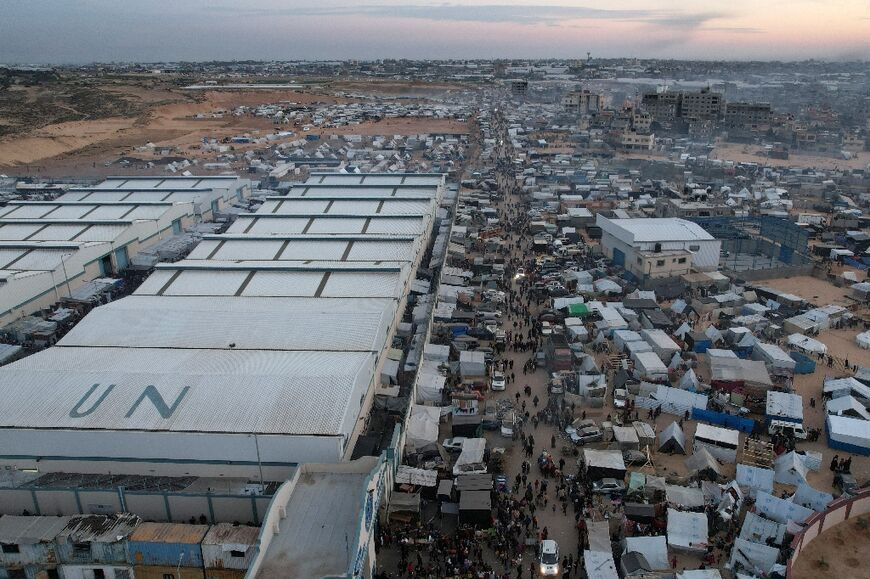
[4,1,869,64]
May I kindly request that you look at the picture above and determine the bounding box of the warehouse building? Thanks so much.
[597,215,721,280]
[0,173,444,485]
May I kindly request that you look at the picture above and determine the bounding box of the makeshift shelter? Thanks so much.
[679,368,700,391]
[613,329,643,352]
[667,509,708,553]
[857,331,870,350]
[659,421,686,454]
[641,329,680,362]
[666,484,705,508]
[684,448,723,481]
[792,483,833,512]
[632,421,656,448]
[752,342,796,374]
[773,451,809,487]
[622,536,669,571]
[677,571,723,579]
[632,351,669,381]
[453,438,486,475]
[693,424,739,463]
[583,550,619,579]
[754,491,813,524]
[454,474,492,492]
[668,351,684,371]
[406,405,440,453]
[623,502,657,523]
[826,414,870,455]
[706,348,738,359]
[729,538,780,577]
[395,466,437,487]
[825,396,870,420]
[613,425,640,450]
[458,491,491,527]
[388,492,421,519]
[735,464,774,499]
[634,384,708,417]
[765,391,803,425]
[586,520,612,554]
[459,350,486,378]
[710,358,773,393]
[583,449,626,481]
[626,339,654,358]
[787,333,827,354]
[739,511,786,546]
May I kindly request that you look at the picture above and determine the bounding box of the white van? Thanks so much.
[768,420,808,440]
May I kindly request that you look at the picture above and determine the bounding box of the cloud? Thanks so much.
[215,3,729,30]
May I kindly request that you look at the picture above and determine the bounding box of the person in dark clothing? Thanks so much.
[830,454,839,472]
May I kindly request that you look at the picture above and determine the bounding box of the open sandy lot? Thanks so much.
[761,275,855,307]
[791,514,870,579]
[710,142,869,170]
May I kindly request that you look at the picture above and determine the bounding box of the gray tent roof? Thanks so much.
[659,421,686,453]
[685,447,722,478]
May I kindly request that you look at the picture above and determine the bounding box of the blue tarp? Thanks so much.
[789,351,816,374]
[693,407,755,433]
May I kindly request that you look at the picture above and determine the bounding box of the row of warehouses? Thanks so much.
[0,172,446,579]
[0,176,251,327]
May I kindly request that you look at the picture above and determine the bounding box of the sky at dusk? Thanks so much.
[2,0,869,63]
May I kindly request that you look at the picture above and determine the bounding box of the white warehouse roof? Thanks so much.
[598,216,715,243]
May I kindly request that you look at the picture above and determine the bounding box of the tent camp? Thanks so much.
[792,483,833,512]
[667,509,708,553]
[684,448,723,481]
[659,421,686,454]
[857,331,870,350]
[773,451,809,487]
[679,368,700,391]
[406,405,440,452]
[824,377,870,407]
[735,464,774,499]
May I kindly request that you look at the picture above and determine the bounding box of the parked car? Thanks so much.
[613,388,629,409]
[442,438,467,453]
[592,478,626,495]
[537,539,560,576]
[491,371,506,391]
[566,425,603,445]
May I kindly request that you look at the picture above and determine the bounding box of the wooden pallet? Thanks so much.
[740,438,774,469]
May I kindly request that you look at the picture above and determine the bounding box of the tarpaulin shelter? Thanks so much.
[755,491,813,524]
[622,536,668,571]
[739,511,786,546]
[406,405,440,452]
[826,414,870,455]
[659,421,686,454]
[792,483,833,512]
[729,538,780,577]
[458,490,491,527]
[666,484,705,508]
[684,447,723,481]
[774,451,809,487]
[735,464,774,499]
[667,509,708,553]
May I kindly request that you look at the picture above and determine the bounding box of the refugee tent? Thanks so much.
[458,490,491,527]
[735,464,774,499]
[584,449,627,481]
[752,342,796,374]
[677,571,723,579]
[857,331,870,350]
[641,328,680,362]
[415,364,446,403]
[622,536,669,571]
[594,278,622,294]
[729,538,780,578]
[765,390,803,425]
[583,551,619,579]
[632,421,656,448]
[395,466,437,487]
[792,483,833,512]
[674,322,692,339]
[632,351,669,380]
[586,520,612,554]
[388,492,421,518]
[626,340,654,358]
[755,491,813,524]
[739,511,786,546]
[824,377,870,405]
[787,333,827,354]
[706,348,738,359]
[773,451,809,487]
[459,350,486,378]
[406,405,440,452]
[666,484,705,508]
[710,357,773,391]
[693,424,740,463]
[668,352,684,371]
[826,414,870,455]
[453,438,486,476]
[679,368,700,391]
[825,396,870,420]
[684,448,723,481]
[659,421,686,454]
[613,426,640,450]
[614,329,643,352]
[667,509,708,553]
[704,325,723,344]
[635,384,708,417]
[423,343,450,362]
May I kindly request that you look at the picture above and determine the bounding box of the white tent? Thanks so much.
[826,414,870,453]
[667,508,708,553]
[659,421,686,454]
[774,451,809,487]
[623,536,669,571]
[677,571,723,579]
[792,483,833,512]
[583,550,619,579]
[825,396,870,421]
[679,368,700,390]
[668,352,684,371]
[406,405,440,452]
[755,491,813,524]
[857,331,870,349]
[729,538,779,577]
[739,511,786,546]
[666,484,706,508]
[452,438,486,476]
[674,322,692,339]
[735,464,774,499]
[787,333,827,354]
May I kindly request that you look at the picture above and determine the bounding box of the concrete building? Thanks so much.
[679,89,723,122]
[0,173,443,485]
[641,92,681,123]
[246,455,386,579]
[619,130,655,151]
[597,215,721,280]
[561,89,601,115]
[655,198,734,219]
[725,102,772,129]
[509,79,528,99]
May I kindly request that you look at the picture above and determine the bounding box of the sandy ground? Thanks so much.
[791,514,870,578]
[761,275,856,307]
[710,143,869,170]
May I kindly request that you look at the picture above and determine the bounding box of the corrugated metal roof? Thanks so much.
[59,295,395,352]
[605,217,715,243]
[0,347,375,434]
[57,513,141,543]
[201,523,259,546]
[129,522,209,544]
[0,515,73,544]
